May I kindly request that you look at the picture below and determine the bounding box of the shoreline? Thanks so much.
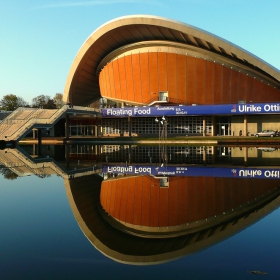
[18,136,280,146]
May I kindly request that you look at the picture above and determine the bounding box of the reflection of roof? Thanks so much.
[99,175,280,237]
[64,174,280,265]
[63,15,280,106]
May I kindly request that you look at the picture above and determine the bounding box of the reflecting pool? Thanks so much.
[1,145,280,279]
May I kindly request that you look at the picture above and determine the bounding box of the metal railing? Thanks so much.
[143,96,159,105]
[143,96,191,106]
[9,107,67,140]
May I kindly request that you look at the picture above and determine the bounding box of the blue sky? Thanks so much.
[0,0,279,104]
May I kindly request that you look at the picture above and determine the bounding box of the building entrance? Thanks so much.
[218,123,231,136]
[216,117,232,136]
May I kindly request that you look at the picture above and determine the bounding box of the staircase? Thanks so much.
[0,105,100,142]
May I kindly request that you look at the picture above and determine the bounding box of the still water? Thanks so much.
[1,144,280,279]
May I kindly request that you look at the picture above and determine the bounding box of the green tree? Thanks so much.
[0,94,28,111]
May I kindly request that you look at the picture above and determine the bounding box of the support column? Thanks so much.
[128,116,132,137]
[65,144,70,169]
[211,115,216,136]
[129,144,132,164]
[99,145,102,162]
[33,144,36,156]
[65,115,70,138]
[244,115,248,136]
[212,146,216,164]
[37,129,42,156]
[203,116,206,136]
[95,125,98,137]
[95,145,98,163]
[95,116,97,137]
[203,146,207,165]
[32,129,37,139]
[97,117,102,137]
[244,146,248,166]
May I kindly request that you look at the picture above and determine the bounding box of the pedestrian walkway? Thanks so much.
[0,105,100,142]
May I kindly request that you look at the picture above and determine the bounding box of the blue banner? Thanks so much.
[101,103,280,117]
[102,164,280,179]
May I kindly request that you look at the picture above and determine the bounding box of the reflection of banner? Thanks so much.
[101,103,280,117]
[102,164,280,179]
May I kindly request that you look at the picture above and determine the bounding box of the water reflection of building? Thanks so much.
[230,146,280,166]
[2,145,280,180]
[64,174,280,265]
[67,144,280,166]
[94,145,213,164]
[2,145,280,264]
[0,147,101,179]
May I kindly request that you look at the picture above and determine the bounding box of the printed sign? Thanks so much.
[102,164,280,179]
[101,103,280,117]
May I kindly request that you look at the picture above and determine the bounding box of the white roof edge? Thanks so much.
[66,14,280,97]
[92,15,280,79]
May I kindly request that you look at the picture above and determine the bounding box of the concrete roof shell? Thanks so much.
[63,15,280,106]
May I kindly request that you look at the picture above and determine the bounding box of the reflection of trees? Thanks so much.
[0,166,51,180]
[36,173,51,179]
[0,168,18,180]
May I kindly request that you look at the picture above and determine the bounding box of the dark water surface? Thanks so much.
[1,145,280,279]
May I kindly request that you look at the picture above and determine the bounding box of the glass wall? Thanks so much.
[103,116,212,136]
[131,116,212,135]
[102,118,129,135]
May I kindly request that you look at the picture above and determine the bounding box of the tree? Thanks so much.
[32,95,56,109]
[32,95,47,108]
[89,99,101,109]
[53,93,64,108]
[45,98,56,109]
[17,97,29,107]
[0,167,18,180]
[0,94,28,111]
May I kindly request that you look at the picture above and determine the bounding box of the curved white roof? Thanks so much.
[64,15,280,105]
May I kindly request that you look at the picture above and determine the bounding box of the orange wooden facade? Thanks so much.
[100,176,279,227]
[99,52,279,105]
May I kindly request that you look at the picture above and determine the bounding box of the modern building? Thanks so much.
[63,15,280,137]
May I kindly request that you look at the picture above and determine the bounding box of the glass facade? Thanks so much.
[102,118,129,135]
[102,116,212,136]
